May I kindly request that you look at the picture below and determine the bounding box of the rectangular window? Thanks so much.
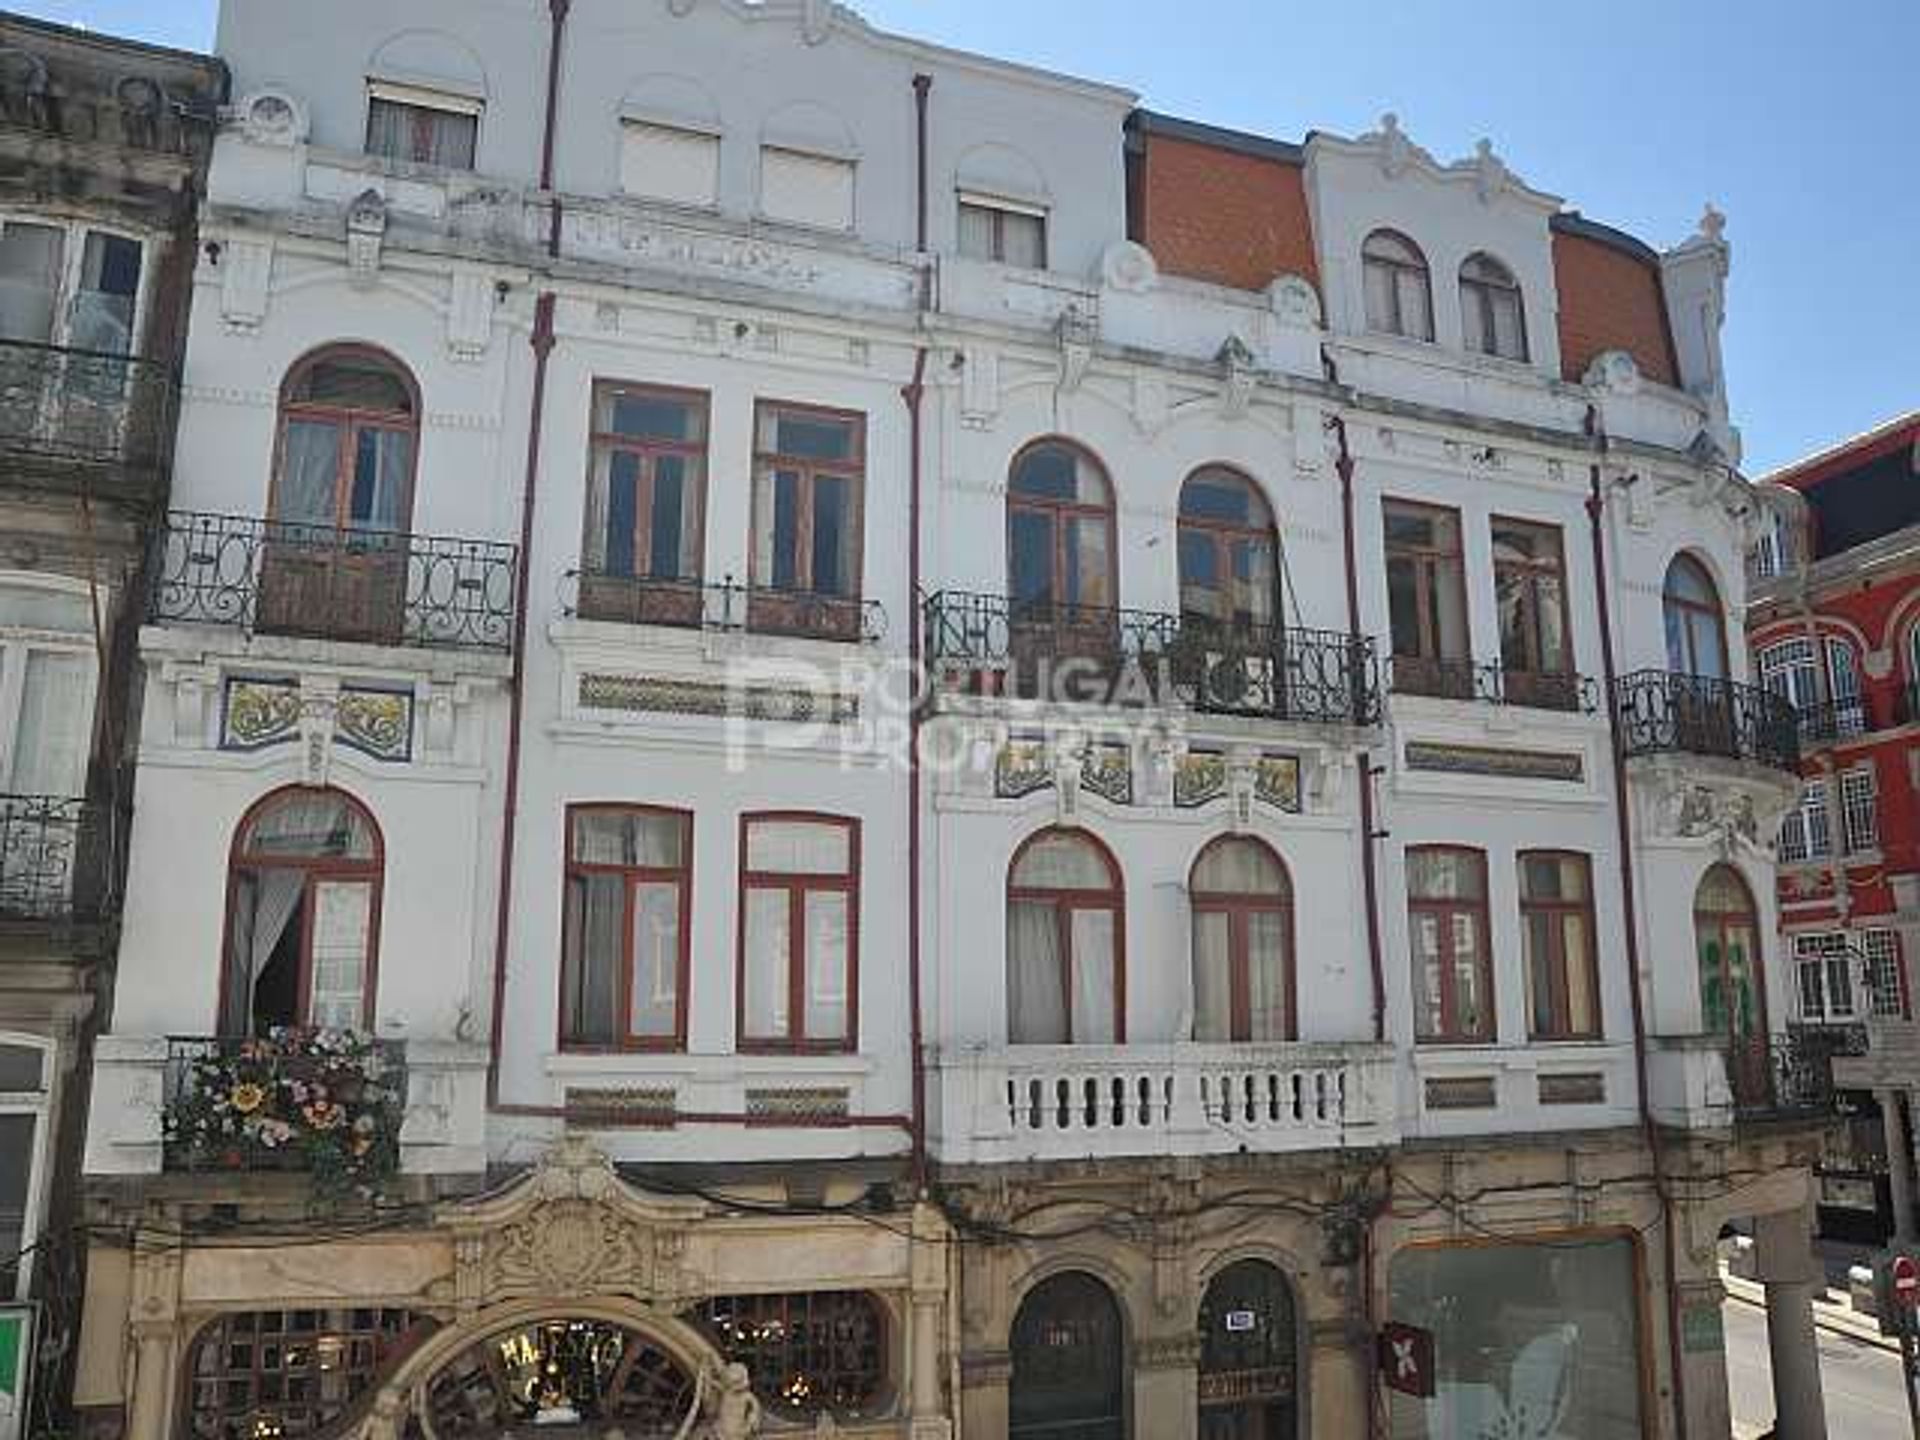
[1519,851,1599,1040]
[739,815,858,1050]
[1777,781,1831,864]
[0,220,144,354]
[0,1109,37,1297]
[957,197,1047,268]
[750,401,865,638]
[1492,517,1572,707]
[365,84,480,170]
[1862,929,1905,1019]
[1794,933,1856,1022]
[0,584,98,801]
[1841,767,1878,854]
[580,384,708,625]
[561,807,690,1049]
[1406,846,1493,1043]
[760,147,855,230]
[619,121,720,207]
[1827,638,1866,737]
[1384,500,1470,699]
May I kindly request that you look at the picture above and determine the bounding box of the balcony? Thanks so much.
[1798,697,1871,747]
[930,1041,1397,1165]
[1649,1027,1854,1129]
[921,590,1380,726]
[1612,670,1800,772]
[0,339,177,503]
[563,569,887,644]
[0,794,118,929]
[1388,657,1600,714]
[150,511,518,653]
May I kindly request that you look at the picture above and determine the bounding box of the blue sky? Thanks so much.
[23,0,1916,473]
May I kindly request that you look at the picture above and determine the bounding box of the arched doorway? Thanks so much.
[1198,1260,1298,1440]
[1696,864,1768,1107]
[1009,1271,1126,1440]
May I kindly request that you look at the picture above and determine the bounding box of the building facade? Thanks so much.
[0,14,223,1435]
[1749,411,1920,1246]
[64,2,1827,1438]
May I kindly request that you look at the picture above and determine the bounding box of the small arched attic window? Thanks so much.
[618,74,722,209]
[364,30,488,171]
[1361,229,1433,340]
[955,142,1048,269]
[1460,252,1528,361]
[759,101,858,231]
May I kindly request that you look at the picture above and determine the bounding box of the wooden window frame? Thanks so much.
[1361,229,1434,341]
[1459,253,1529,361]
[957,197,1048,268]
[750,399,867,599]
[1384,497,1470,696]
[216,785,385,1036]
[269,344,422,533]
[1177,465,1279,631]
[1190,836,1295,1043]
[1694,864,1767,1039]
[559,803,694,1053]
[1518,850,1600,1041]
[585,382,710,584]
[736,812,860,1054]
[1491,514,1575,692]
[1006,827,1127,1045]
[1006,437,1119,614]
[1662,555,1729,678]
[1406,844,1494,1044]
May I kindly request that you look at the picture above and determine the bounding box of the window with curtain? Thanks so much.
[365,86,479,170]
[0,1038,47,1299]
[1190,837,1293,1043]
[957,197,1047,268]
[751,402,864,600]
[1662,556,1727,679]
[561,807,690,1050]
[0,581,97,799]
[222,789,382,1035]
[1492,517,1572,705]
[739,815,858,1050]
[0,219,142,353]
[1008,441,1115,615]
[273,349,419,534]
[1519,852,1599,1040]
[1459,252,1528,361]
[581,384,708,620]
[1361,229,1433,340]
[1178,467,1278,633]
[1007,829,1123,1045]
[1406,846,1493,1043]
[1384,500,1469,698]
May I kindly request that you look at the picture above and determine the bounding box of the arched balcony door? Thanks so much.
[1662,555,1728,680]
[1696,864,1768,1107]
[1007,440,1117,695]
[1009,1272,1126,1440]
[1198,1260,1298,1440]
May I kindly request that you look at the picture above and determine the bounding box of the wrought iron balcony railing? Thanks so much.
[0,794,117,926]
[1387,656,1600,714]
[1612,669,1800,772]
[1797,697,1871,747]
[564,569,887,644]
[0,339,177,497]
[921,590,1380,725]
[1724,1025,1861,1121]
[151,511,518,653]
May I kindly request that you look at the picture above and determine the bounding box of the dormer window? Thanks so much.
[1460,252,1528,361]
[957,195,1046,269]
[365,82,479,171]
[1361,229,1433,341]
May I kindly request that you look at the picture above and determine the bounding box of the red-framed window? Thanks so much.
[584,384,709,584]
[1518,850,1600,1040]
[738,814,859,1051]
[1406,845,1493,1043]
[1190,836,1294,1042]
[560,805,692,1050]
[1007,828,1125,1045]
[271,346,420,534]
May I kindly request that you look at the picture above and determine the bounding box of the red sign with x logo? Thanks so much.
[1378,1322,1436,1399]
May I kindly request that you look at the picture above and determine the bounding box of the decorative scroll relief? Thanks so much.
[222,678,414,762]
[1404,741,1584,784]
[578,674,860,724]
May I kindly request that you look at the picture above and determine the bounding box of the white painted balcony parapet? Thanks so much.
[929,1040,1397,1165]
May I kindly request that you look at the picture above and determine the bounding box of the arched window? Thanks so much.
[1696,864,1766,1108]
[1008,830,1123,1045]
[1361,229,1433,341]
[1198,1260,1298,1438]
[1178,467,1278,633]
[1008,441,1116,616]
[1190,837,1293,1043]
[1662,556,1727,679]
[273,347,419,534]
[690,1291,888,1423]
[221,788,383,1035]
[1010,1272,1125,1440]
[183,1307,433,1440]
[1459,252,1527,361]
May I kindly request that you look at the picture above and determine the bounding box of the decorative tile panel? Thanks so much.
[221,677,300,750]
[1405,742,1584,783]
[744,1086,851,1122]
[579,673,859,723]
[563,1087,677,1127]
[1537,1072,1607,1106]
[1080,743,1132,806]
[995,740,1052,799]
[1174,751,1227,809]
[1424,1076,1498,1111]
[1256,755,1302,813]
[336,688,414,762]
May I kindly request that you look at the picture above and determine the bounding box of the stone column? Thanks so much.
[909,1294,951,1440]
[125,1321,176,1440]
[1308,1317,1372,1438]
[957,1350,1010,1440]
[1754,1206,1829,1440]
[1673,1274,1733,1440]
[1131,1333,1199,1440]
[1883,1089,1917,1242]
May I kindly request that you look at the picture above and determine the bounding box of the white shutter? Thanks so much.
[760,147,854,230]
[620,122,719,208]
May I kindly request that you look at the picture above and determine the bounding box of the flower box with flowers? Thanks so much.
[163,1029,405,1191]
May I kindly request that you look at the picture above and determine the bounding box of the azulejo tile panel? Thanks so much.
[578,673,860,724]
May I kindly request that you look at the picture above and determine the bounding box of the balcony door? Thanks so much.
[1009,1272,1126,1440]
[1198,1261,1298,1440]
[1695,864,1768,1106]
[222,788,384,1035]
[0,580,98,918]
[0,219,145,452]
[261,347,420,643]
[1662,555,1727,680]
[1178,468,1281,712]
[1008,441,1116,695]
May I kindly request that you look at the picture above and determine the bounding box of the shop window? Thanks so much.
[690,1291,887,1423]
[1198,1259,1297,1439]
[1008,829,1124,1045]
[1009,1272,1125,1440]
[182,1307,433,1440]
[420,1319,694,1435]
[1387,1237,1644,1438]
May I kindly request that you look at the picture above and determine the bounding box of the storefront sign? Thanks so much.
[0,1304,36,1440]
[1377,1321,1435,1398]
[1681,1304,1724,1353]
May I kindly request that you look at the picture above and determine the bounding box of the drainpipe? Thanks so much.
[1328,407,1387,1044]
[904,72,933,1183]
[1585,407,1689,1440]
[540,0,570,258]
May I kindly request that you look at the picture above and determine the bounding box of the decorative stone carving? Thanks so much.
[1055,306,1095,393]
[1373,112,1411,177]
[1099,240,1157,294]
[1471,138,1508,204]
[235,87,307,147]
[219,238,273,336]
[695,1360,763,1438]
[1267,272,1320,328]
[959,344,999,430]
[346,189,388,287]
[1131,371,1168,437]
[1635,756,1798,860]
[1217,334,1256,419]
[446,271,494,362]
[1583,348,1642,396]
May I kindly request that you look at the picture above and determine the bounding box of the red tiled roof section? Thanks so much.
[1135,134,1321,298]
[1551,230,1678,387]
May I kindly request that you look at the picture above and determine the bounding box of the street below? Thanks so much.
[1725,1295,1911,1440]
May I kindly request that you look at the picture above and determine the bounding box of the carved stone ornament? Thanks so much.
[695,1360,763,1439]
[236,88,308,147]
[1055,306,1095,393]
[1471,138,1509,204]
[1267,273,1321,328]
[1099,240,1158,294]
[219,238,274,336]
[1583,348,1642,396]
[346,189,389,287]
[1638,757,1797,861]
[440,1135,708,1312]
[1217,334,1256,419]
[1374,112,1411,177]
